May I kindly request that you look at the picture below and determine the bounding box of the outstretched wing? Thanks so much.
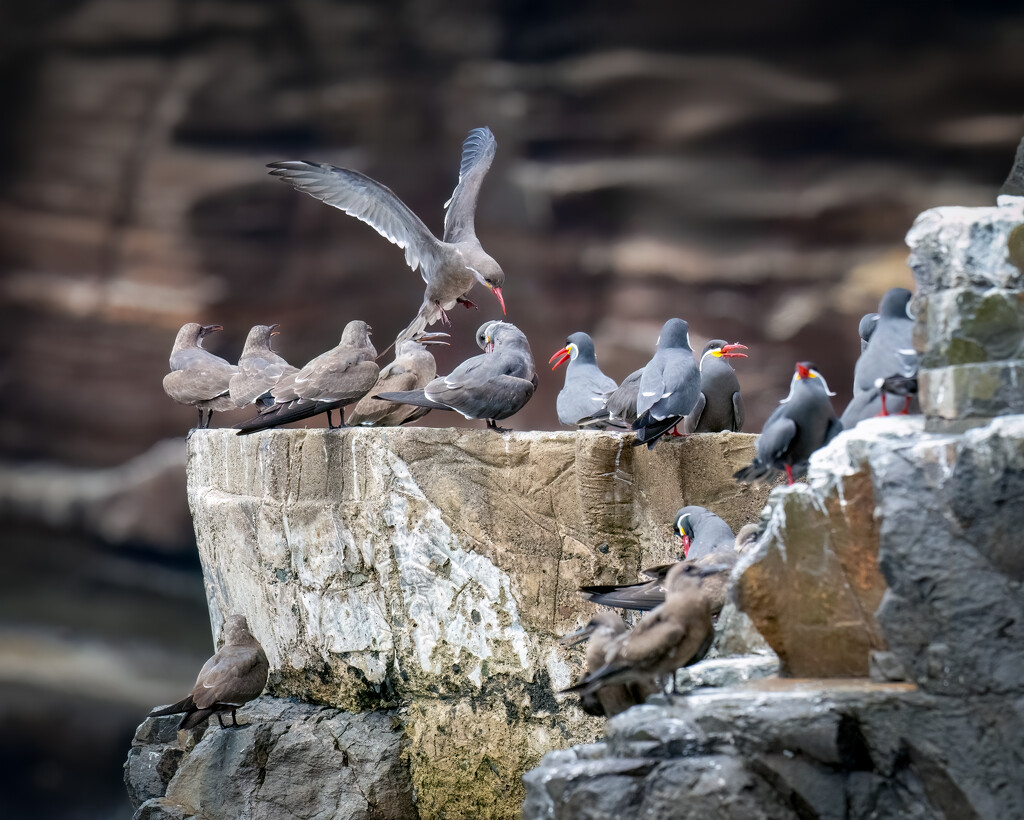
[269,161,443,282]
[443,127,497,244]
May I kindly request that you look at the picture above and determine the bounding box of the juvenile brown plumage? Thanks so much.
[229,324,298,408]
[149,615,269,730]
[163,322,238,429]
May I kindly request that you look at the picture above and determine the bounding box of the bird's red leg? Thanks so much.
[785,464,795,485]
[457,297,479,310]
[877,392,889,417]
[901,396,911,415]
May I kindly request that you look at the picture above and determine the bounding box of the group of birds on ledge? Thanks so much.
[163,125,920,483]
[151,128,921,731]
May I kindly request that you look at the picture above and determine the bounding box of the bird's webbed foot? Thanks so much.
[457,297,479,310]
[486,419,511,433]
[436,302,451,326]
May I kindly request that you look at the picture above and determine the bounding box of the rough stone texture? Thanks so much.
[906,199,1024,427]
[523,679,1024,820]
[183,427,769,819]
[1001,137,1024,197]
[126,697,414,820]
[733,429,889,677]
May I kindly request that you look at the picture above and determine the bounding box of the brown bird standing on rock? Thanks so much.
[347,331,450,426]
[229,324,298,409]
[235,320,378,434]
[163,322,238,429]
[563,562,722,698]
[559,611,659,717]
[268,127,506,347]
[149,615,269,730]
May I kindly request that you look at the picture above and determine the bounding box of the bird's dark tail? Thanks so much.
[235,399,333,435]
[631,412,680,449]
[576,409,629,429]
[179,707,216,731]
[578,583,660,612]
[374,391,450,411]
[149,695,195,717]
[733,459,774,484]
[559,662,630,695]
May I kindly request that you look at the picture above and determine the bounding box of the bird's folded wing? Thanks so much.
[443,127,497,244]
[615,616,686,666]
[760,417,797,462]
[163,363,235,403]
[269,161,443,280]
[299,360,379,403]
[191,645,265,708]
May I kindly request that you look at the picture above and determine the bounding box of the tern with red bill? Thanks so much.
[229,324,298,409]
[268,127,505,348]
[682,339,748,434]
[163,322,238,430]
[631,318,701,449]
[734,361,843,485]
[549,332,618,428]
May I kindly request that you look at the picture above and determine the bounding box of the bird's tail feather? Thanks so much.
[374,391,450,410]
[149,696,194,717]
[578,584,659,612]
[630,412,680,449]
[235,400,332,435]
[179,707,215,731]
[733,459,773,484]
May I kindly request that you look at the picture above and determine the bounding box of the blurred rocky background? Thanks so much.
[0,1,1021,817]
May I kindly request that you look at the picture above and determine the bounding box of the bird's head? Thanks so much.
[198,323,224,347]
[789,361,836,398]
[674,510,695,557]
[467,256,506,315]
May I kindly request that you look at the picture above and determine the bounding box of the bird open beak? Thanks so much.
[417,331,451,346]
[201,324,223,335]
[269,323,281,337]
[558,622,597,647]
[549,346,572,370]
[720,343,748,359]
[489,285,506,315]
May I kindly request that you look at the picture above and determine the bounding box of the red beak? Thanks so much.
[720,343,748,359]
[796,363,811,379]
[492,287,506,315]
[680,533,691,558]
[549,346,572,370]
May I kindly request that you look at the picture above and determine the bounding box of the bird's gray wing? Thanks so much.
[759,416,797,463]
[191,645,266,708]
[426,372,536,420]
[732,391,745,432]
[682,392,706,434]
[297,356,380,403]
[269,161,443,282]
[636,359,667,417]
[348,367,424,425]
[443,127,497,244]
[164,353,237,403]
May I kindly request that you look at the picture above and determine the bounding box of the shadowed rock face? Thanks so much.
[180,427,769,818]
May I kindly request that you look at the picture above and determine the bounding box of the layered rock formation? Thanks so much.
[127,428,769,820]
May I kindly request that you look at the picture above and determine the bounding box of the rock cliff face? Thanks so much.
[128,428,769,820]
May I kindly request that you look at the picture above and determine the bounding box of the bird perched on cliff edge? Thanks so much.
[346,331,450,427]
[268,127,506,348]
[682,340,748,434]
[563,562,722,697]
[559,611,659,717]
[229,324,298,409]
[163,322,238,430]
[734,361,842,485]
[235,320,378,434]
[149,615,269,730]
[632,319,701,448]
[375,321,537,431]
[550,332,619,428]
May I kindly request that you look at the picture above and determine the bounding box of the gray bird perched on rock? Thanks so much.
[229,324,298,409]
[576,367,644,429]
[734,361,842,485]
[841,288,918,427]
[549,332,618,428]
[347,331,450,427]
[149,615,269,730]
[268,127,505,348]
[682,340,748,434]
[559,612,659,717]
[375,321,536,431]
[579,507,743,616]
[235,320,378,434]
[163,323,238,429]
[562,562,721,697]
[632,319,701,448]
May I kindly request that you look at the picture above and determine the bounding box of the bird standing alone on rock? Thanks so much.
[163,323,238,430]
[149,615,269,730]
[268,127,506,347]
[550,332,618,428]
[235,320,378,434]
[734,362,842,485]
[376,321,537,431]
[632,319,701,448]
[229,324,298,409]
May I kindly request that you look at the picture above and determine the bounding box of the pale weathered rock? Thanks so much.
[1001,137,1024,197]
[183,427,768,819]
[126,697,414,820]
